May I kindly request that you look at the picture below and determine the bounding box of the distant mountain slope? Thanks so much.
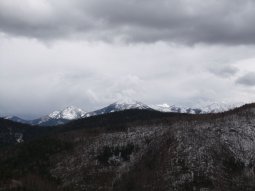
[4,101,245,126]
[32,101,150,126]
[151,102,244,114]
[150,103,202,114]
[4,106,87,126]
[30,106,86,126]
[48,106,86,120]
[84,100,151,117]
[4,116,30,124]
[198,102,244,113]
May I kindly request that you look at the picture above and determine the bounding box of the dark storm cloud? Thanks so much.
[208,65,239,78]
[2,0,255,118]
[236,72,255,86]
[1,0,255,44]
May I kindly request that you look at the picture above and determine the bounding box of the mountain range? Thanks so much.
[4,100,244,126]
[1,103,255,190]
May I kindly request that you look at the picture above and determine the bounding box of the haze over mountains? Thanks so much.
[3,100,244,126]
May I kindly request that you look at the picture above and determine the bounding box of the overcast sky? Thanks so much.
[1,0,255,119]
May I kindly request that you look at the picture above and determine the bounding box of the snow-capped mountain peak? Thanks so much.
[157,103,170,108]
[84,100,150,117]
[151,102,245,114]
[196,102,244,113]
[48,111,60,118]
[150,104,199,113]
[112,99,150,110]
[3,101,246,126]
[49,106,86,120]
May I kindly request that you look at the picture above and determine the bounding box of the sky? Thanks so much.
[1,0,255,119]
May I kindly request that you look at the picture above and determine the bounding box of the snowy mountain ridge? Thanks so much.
[110,99,150,110]
[151,102,244,114]
[150,104,200,114]
[3,100,245,126]
[48,106,86,120]
[197,102,244,113]
[84,99,150,117]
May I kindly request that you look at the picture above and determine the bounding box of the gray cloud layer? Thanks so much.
[1,35,255,118]
[236,72,255,86]
[208,65,239,78]
[1,0,255,44]
[1,1,255,118]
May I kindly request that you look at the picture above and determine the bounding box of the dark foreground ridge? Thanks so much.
[1,103,255,190]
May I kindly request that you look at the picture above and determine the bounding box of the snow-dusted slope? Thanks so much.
[49,106,86,120]
[198,102,244,113]
[85,99,151,117]
[150,103,202,114]
[4,101,246,126]
[151,102,244,114]
[112,99,150,110]
[4,116,29,124]
[31,106,86,126]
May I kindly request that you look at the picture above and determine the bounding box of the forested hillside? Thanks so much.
[1,104,255,190]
